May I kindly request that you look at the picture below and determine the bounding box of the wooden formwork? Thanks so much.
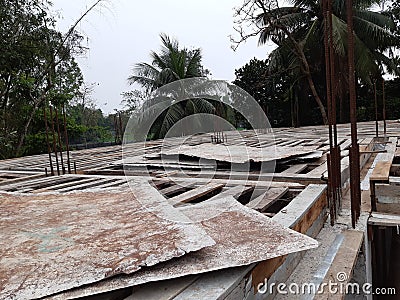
[1,120,399,299]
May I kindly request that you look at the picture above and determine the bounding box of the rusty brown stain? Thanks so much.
[0,191,214,300]
[251,190,327,292]
[45,197,318,299]
[251,255,287,293]
[292,191,328,234]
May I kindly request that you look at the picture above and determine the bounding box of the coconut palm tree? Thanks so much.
[128,33,208,91]
[254,0,400,124]
[128,33,214,138]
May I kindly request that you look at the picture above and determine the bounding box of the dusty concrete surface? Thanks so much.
[274,222,347,299]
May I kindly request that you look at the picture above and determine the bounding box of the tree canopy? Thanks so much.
[0,0,114,159]
[232,0,400,124]
[127,33,215,138]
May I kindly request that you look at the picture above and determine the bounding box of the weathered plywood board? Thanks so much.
[375,183,400,204]
[161,143,318,163]
[246,187,288,211]
[0,190,214,300]
[45,197,318,299]
[314,230,364,300]
[169,183,224,206]
[370,161,392,181]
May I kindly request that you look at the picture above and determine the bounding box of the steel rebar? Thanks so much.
[347,0,361,228]
[49,105,60,176]
[55,106,65,174]
[62,104,71,174]
[43,103,54,176]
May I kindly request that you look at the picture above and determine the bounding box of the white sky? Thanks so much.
[51,0,276,114]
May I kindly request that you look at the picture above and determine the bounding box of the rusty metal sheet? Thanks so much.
[46,196,318,299]
[159,143,319,163]
[0,190,215,300]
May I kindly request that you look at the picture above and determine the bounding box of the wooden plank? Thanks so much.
[0,174,45,187]
[281,164,308,174]
[92,179,129,189]
[32,177,93,193]
[307,161,327,177]
[128,275,199,300]
[273,184,327,230]
[370,161,391,181]
[159,182,195,197]
[314,230,364,300]
[375,183,400,204]
[57,178,116,192]
[339,139,352,151]
[209,185,254,201]
[250,185,327,293]
[0,175,59,191]
[246,187,288,211]
[169,183,224,206]
[369,212,400,226]
[251,255,287,291]
[12,177,78,193]
[173,267,251,300]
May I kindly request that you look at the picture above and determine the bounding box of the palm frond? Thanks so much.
[188,98,215,114]
[354,9,396,30]
[331,14,348,56]
[354,15,399,49]
[159,103,185,137]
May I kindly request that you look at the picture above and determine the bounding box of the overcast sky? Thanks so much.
[51,0,276,114]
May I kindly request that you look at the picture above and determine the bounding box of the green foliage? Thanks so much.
[234,0,400,125]
[128,33,209,92]
[357,77,400,121]
[127,34,215,139]
[235,59,400,127]
[233,57,324,127]
[0,0,86,158]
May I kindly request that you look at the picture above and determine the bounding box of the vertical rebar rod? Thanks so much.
[347,0,361,228]
[327,153,335,226]
[328,0,341,213]
[55,106,65,174]
[49,105,60,176]
[382,79,386,135]
[118,112,123,144]
[328,0,342,214]
[324,0,340,224]
[374,80,378,137]
[43,103,54,176]
[62,104,71,174]
[114,114,119,144]
[328,0,337,147]
[323,0,333,150]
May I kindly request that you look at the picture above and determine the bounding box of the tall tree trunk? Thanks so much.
[280,26,328,125]
[15,102,39,156]
[15,89,50,156]
[306,73,328,124]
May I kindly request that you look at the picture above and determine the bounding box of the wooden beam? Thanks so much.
[369,212,400,226]
[246,187,288,212]
[159,183,195,197]
[170,183,224,206]
[210,185,254,201]
[314,230,364,300]
[281,164,308,174]
[375,183,400,204]
[370,161,391,181]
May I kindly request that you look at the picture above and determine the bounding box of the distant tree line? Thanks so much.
[2,0,400,158]
[0,0,116,159]
[231,0,400,127]
[233,58,400,127]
